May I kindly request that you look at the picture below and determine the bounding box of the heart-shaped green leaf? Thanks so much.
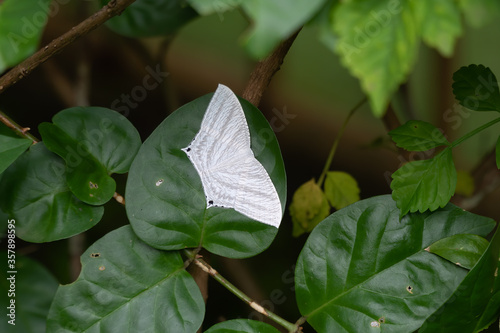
[100,0,197,37]
[39,106,141,205]
[0,143,103,242]
[0,123,32,174]
[427,234,489,269]
[126,92,286,258]
[295,195,495,332]
[389,120,450,151]
[204,319,281,333]
[324,171,360,210]
[0,0,50,73]
[452,64,500,112]
[241,0,326,59]
[391,147,457,217]
[47,225,205,333]
[420,227,500,332]
[1,255,58,333]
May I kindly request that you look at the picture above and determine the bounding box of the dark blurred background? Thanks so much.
[1,1,499,332]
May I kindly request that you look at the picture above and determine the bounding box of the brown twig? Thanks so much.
[242,30,301,107]
[0,0,137,95]
[0,110,39,143]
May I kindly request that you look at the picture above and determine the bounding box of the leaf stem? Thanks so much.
[450,116,500,148]
[317,97,367,187]
[185,250,300,332]
[0,110,39,143]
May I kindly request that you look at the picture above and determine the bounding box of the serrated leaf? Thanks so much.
[241,0,326,59]
[126,92,286,259]
[332,1,419,116]
[0,143,103,242]
[205,319,281,333]
[415,0,461,57]
[0,122,32,174]
[39,107,141,205]
[458,0,500,28]
[289,179,330,237]
[0,0,50,73]
[496,135,500,169]
[427,234,489,270]
[391,148,457,217]
[1,255,58,333]
[452,64,500,112]
[455,170,474,197]
[100,0,197,37]
[420,227,500,332]
[389,120,450,151]
[324,171,360,210]
[187,0,242,15]
[295,195,495,333]
[47,225,204,333]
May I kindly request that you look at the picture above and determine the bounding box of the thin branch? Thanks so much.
[0,110,39,143]
[242,30,301,107]
[0,0,137,94]
[189,253,301,333]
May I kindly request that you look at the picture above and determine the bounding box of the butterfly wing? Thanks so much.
[183,84,282,228]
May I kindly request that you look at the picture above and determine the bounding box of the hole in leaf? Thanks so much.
[155,179,164,186]
[370,321,380,328]
[89,181,98,189]
[378,317,385,323]
[90,253,100,258]
[406,285,413,294]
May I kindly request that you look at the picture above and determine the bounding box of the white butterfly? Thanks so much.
[182,84,282,228]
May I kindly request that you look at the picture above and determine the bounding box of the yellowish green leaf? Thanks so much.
[324,171,360,210]
[289,179,330,237]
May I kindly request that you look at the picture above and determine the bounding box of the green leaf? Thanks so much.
[332,1,419,116]
[391,147,457,217]
[39,106,141,205]
[389,120,450,151]
[0,0,50,73]
[126,92,286,259]
[1,255,58,333]
[289,179,330,237]
[0,123,32,174]
[427,234,489,269]
[187,0,242,15]
[0,143,103,242]
[415,0,461,57]
[295,195,496,333]
[458,0,500,28]
[475,253,500,331]
[455,170,474,197]
[324,171,360,210]
[100,0,197,37]
[420,226,500,332]
[204,319,281,333]
[241,0,326,59]
[452,64,500,112]
[47,225,204,333]
[496,135,500,169]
